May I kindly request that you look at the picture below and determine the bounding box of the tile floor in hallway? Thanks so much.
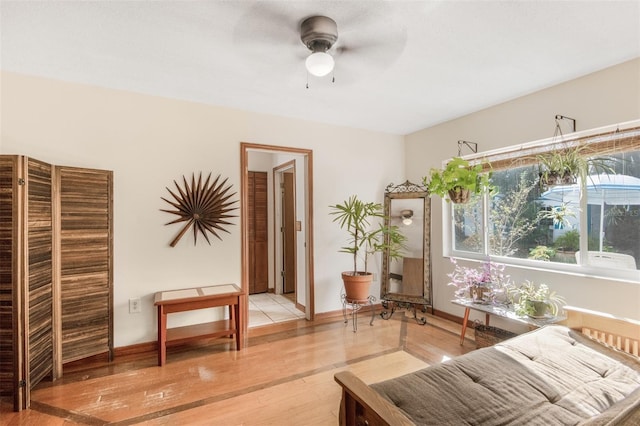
[249,292,306,327]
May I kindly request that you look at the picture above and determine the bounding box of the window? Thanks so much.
[448,123,640,280]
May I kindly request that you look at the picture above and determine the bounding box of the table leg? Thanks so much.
[342,296,348,324]
[460,307,471,345]
[368,297,375,326]
[486,313,490,326]
[228,305,234,338]
[158,305,167,366]
[235,296,243,350]
[352,301,358,332]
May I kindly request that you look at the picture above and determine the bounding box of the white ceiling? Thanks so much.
[1,1,639,135]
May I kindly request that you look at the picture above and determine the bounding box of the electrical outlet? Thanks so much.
[129,298,141,313]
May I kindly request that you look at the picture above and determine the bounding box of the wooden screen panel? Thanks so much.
[57,166,113,363]
[0,156,18,400]
[26,158,54,394]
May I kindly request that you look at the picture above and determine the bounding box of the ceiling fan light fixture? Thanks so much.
[300,16,338,79]
[305,51,334,77]
[401,209,414,226]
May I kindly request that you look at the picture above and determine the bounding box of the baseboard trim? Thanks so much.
[433,308,469,326]
[313,303,383,321]
[114,341,157,357]
[106,305,467,359]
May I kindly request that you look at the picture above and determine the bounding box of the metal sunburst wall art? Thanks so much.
[161,172,238,247]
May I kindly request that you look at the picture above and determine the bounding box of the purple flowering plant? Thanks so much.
[447,258,510,300]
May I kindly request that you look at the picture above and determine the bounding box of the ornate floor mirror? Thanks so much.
[380,180,432,324]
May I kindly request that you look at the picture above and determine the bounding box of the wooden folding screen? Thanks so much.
[25,159,55,406]
[0,156,22,408]
[0,156,112,411]
[0,156,54,410]
[56,166,113,366]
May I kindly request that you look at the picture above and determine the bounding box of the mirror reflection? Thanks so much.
[381,180,432,322]
[387,198,425,296]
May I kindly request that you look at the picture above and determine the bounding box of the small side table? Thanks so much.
[154,284,244,366]
[342,294,376,332]
[452,298,565,345]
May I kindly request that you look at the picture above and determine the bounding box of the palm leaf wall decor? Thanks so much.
[161,172,238,247]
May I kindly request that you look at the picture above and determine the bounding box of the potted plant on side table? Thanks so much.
[424,157,493,204]
[329,195,406,301]
[509,280,566,318]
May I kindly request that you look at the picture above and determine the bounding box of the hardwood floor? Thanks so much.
[0,311,475,425]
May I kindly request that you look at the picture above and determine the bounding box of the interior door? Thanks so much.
[248,171,268,294]
[282,171,296,294]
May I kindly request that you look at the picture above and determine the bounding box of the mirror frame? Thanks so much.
[381,180,432,307]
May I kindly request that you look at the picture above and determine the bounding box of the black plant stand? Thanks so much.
[380,299,428,325]
[342,294,376,332]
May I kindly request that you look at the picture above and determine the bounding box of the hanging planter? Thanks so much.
[539,170,577,188]
[423,157,493,204]
[536,118,614,191]
[447,187,471,204]
[536,146,615,191]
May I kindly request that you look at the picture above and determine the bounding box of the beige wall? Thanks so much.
[2,58,638,347]
[406,58,640,327]
[0,71,405,346]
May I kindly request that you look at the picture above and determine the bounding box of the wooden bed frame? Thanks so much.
[334,306,640,426]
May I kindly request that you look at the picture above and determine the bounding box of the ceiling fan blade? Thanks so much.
[232,3,301,48]
[329,29,407,85]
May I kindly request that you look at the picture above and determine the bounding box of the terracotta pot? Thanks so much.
[341,272,373,302]
[448,187,471,204]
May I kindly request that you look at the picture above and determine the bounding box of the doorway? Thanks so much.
[275,162,297,299]
[240,143,314,333]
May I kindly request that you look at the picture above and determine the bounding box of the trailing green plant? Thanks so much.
[423,157,493,203]
[528,245,556,261]
[537,144,615,190]
[508,281,565,317]
[329,195,406,275]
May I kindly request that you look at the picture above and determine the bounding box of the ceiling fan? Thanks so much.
[390,209,414,225]
[232,3,408,85]
[300,15,338,78]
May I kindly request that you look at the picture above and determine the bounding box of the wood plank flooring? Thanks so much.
[0,311,475,425]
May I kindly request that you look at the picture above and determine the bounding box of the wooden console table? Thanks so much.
[154,284,244,366]
[452,298,565,345]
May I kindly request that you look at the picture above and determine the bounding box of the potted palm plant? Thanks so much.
[329,195,406,301]
[424,157,492,203]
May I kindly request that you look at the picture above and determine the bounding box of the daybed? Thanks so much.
[335,306,640,425]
